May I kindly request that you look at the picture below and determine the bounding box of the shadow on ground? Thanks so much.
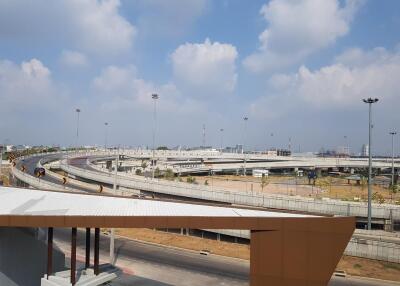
[112,274,173,286]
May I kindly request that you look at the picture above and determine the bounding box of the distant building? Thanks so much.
[266,150,278,156]
[361,144,369,157]
[223,144,243,154]
[336,146,350,157]
[276,149,291,156]
[252,169,269,177]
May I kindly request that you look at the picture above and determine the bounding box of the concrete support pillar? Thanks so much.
[85,228,90,269]
[94,228,100,275]
[180,228,183,235]
[47,227,53,278]
[217,233,221,241]
[186,228,189,236]
[71,228,77,285]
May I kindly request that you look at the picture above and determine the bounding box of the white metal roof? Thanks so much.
[0,187,313,218]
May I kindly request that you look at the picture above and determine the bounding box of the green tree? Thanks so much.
[157,146,169,150]
[260,175,269,192]
[164,168,175,181]
[141,161,148,170]
[154,167,161,178]
[372,192,385,204]
[135,169,142,175]
[389,184,399,202]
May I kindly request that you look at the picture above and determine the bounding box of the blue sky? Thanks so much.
[0,0,399,155]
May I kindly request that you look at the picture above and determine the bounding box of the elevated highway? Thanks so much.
[11,151,400,226]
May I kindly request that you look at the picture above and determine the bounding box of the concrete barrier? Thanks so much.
[60,159,400,221]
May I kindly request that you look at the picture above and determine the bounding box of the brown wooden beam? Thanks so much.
[85,228,90,269]
[71,228,77,285]
[94,228,100,275]
[47,227,53,278]
[249,217,355,286]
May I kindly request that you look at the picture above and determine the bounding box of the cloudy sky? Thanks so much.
[0,0,399,155]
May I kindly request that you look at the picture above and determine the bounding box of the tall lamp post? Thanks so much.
[151,94,159,179]
[344,135,349,156]
[104,122,109,151]
[110,147,119,264]
[363,98,378,230]
[243,117,248,176]
[390,132,397,189]
[75,108,81,152]
[220,128,224,152]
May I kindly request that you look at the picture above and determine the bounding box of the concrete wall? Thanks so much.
[346,237,400,263]
[0,228,65,286]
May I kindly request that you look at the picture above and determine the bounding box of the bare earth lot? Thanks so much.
[193,175,399,204]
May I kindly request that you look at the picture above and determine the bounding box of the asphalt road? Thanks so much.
[54,228,248,286]
[16,154,97,193]
[53,228,399,286]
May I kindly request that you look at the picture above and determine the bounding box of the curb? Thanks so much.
[347,275,400,285]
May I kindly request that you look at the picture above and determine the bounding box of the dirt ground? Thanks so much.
[115,228,400,282]
[193,175,399,204]
[0,167,11,186]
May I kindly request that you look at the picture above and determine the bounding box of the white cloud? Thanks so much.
[250,46,400,118]
[92,65,203,113]
[0,0,136,56]
[0,58,61,112]
[171,38,238,96]
[244,0,364,73]
[60,50,89,68]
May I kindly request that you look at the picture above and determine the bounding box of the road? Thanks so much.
[16,154,97,193]
[53,229,398,286]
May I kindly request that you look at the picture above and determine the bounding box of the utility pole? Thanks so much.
[104,122,109,150]
[202,124,206,148]
[110,148,119,265]
[390,132,397,188]
[75,108,81,152]
[243,117,248,176]
[151,94,159,179]
[363,98,378,230]
[220,128,224,152]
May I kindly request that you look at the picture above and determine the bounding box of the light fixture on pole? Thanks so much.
[220,128,224,152]
[390,131,397,190]
[362,97,378,230]
[151,94,159,179]
[344,135,349,156]
[110,146,119,265]
[243,117,248,176]
[75,108,81,152]
[104,122,109,150]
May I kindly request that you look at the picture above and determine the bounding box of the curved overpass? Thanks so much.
[11,151,400,224]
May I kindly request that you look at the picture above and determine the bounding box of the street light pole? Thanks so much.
[363,98,378,230]
[75,108,81,152]
[110,147,119,265]
[243,117,248,176]
[390,132,397,188]
[344,135,349,156]
[220,128,224,152]
[151,94,159,179]
[104,122,109,150]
